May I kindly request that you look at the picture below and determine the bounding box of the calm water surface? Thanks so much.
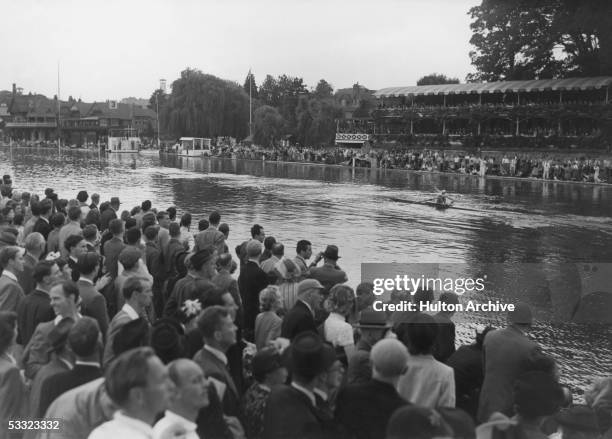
[1,147,610,396]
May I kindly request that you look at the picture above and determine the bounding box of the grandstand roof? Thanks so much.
[374,77,612,98]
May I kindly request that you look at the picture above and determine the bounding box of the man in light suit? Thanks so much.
[17,232,45,295]
[0,246,25,313]
[103,276,152,367]
[478,302,546,422]
[22,281,80,380]
[192,305,241,419]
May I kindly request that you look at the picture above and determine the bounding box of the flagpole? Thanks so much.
[57,60,61,154]
[249,69,252,138]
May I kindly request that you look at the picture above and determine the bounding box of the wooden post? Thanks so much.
[410,120,414,135]
[443,120,446,135]
[516,118,520,136]
[559,90,563,104]
[478,121,481,136]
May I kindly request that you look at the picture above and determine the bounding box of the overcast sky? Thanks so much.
[3,0,479,101]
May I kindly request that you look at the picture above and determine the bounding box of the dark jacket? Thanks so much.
[238,261,269,339]
[335,379,409,439]
[433,313,456,363]
[281,300,317,340]
[263,385,334,439]
[33,217,53,240]
[17,289,54,346]
[446,343,485,419]
[38,364,102,418]
[103,237,125,279]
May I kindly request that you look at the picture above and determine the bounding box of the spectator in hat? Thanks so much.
[194,210,225,254]
[0,246,25,313]
[243,347,288,439]
[154,359,212,439]
[386,406,453,439]
[28,316,74,421]
[0,311,26,423]
[397,313,455,408]
[262,331,336,439]
[347,308,392,385]
[163,246,217,320]
[281,279,325,341]
[17,231,45,295]
[478,302,547,422]
[100,197,120,232]
[446,326,495,420]
[336,338,410,439]
[193,305,242,420]
[255,286,282,350]
[103,276,153,367]
[89,347,174,439]
[23,281,80,380]
[17,260,61,346]
[433,292,459,363]
[238,239,269,342]
[308,244,348,295]
[38,317,103,417]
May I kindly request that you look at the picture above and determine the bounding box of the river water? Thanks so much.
[1,147,610,397]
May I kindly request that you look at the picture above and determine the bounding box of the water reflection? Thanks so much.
[1,147,610,393]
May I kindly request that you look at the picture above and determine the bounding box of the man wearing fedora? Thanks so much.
[347,308,392,385]
[308,245,347,295]
[478,302,547,422]
[281,279,325,341]
[262,331,336,439]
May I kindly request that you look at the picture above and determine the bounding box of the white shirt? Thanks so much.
[323,312,354,348]
[397,354,455,408]
[204,344,227,365]
[291,382,316,407]
[122,303,140,320]
[89,411,154,439]
[2,271,18,282]
[153,410,198,439]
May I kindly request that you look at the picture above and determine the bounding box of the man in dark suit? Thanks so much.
[192,305,241,419]
[17,260,60,346]
[281,279,324,340]
[65,235,88,282]
[103,219,125,279]
[164,223,186,281]
[18,232,45,295]
[144,225,165,319]
[33,199,54,240]
[433,292,458,363]
[76,253,109,342]
[23,281,81,379]
[38,317,102,417]
[100,197,120,233]
[238,239,269,341]
[478,303,546,422]
[262,331,336,439]
[336,339,410,439]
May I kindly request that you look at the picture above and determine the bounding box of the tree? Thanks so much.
[259,75,279,107]
[253,105,285,146]
[313,79,334,99]
[467,0,612,82]
[416,74,460,86]
[163,68,249,139]
[148,89,168,137]
[243,71,259,99]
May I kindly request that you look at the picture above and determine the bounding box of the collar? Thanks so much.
[258,383,271,392]
[313,388,328,402]
[291,382,316,407]
[75,360,101,368]
[248,258,260,264]
[69,256,78,263]
[328,312,346,322]
[54,313,81,325]
[34,287,50,295]
[2,271,18,282]
[122,303,140,320]
[295,255,307,264]
[299,299,314,317]
[59,357,73,370]
[79,278,94,285]
[113,411,155,435]
[204,345,227,365]
[39,216,49,223]
[160,410,197,432]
